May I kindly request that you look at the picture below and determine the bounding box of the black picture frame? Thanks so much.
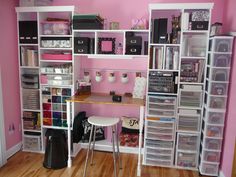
[98,37,116,54]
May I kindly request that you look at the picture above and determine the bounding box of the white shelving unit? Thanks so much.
[199,36,234,176]
[143,3,213,170]
[15,6,76,153]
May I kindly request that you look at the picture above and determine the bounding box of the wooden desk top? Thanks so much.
[66,93,145,107]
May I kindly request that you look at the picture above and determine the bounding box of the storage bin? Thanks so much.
[203,138,222,150]
[210,82,228,96]
[208,96,227,109]
[178,114,200,132]
[200,162,219,175]
[177,134,199,151]
[146,132,173,141]
[41,21,70,35]
[148,96,176,104]
[146,153,172,161]
[208,53,231,67]
[43,103,51,110]
[52,104,61,111]
[20,0,52,7]
[47,75,72,86]
[176,152,197,168]
[22,89,40,110]
[210,68,230,82]
[146,120,174,128]
[147,127,173,134]
[53,118,62,126]
[146,159,172,166]
[52,96,61,103]
[43,118,52,126]
[43,111,52,118]
[179,90,203,108]
[41,53,72,60]
[210,37,233,52]
[202,150,221,163]
[41,37,72,48]
[146,147,172,155]
[23,135,41,151]
[148,109,175,117]
[53,112,62,119]
[146,139,173,149]
[149,103,175,110]
[205,124,224,138]
[206,112,225,125]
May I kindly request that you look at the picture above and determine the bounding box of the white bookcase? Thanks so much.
[199,36,234,176]
[144,3,213,170]
[15,6,76,153]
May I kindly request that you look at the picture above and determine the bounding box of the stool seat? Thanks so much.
[88,116,120,127]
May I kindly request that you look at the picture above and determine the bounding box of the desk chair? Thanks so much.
[83,116,122,177]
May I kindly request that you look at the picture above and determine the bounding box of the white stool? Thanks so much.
[83,116,122,177]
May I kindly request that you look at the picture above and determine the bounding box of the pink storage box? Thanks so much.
[41,21,70,35]
[41,53,72,60]
[40,75,48,84]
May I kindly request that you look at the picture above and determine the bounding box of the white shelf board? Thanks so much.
[40,72,73,75]
[40,35,73,38]
[20,66,40,69]
[207,65,230,69]
[40,47,73,50]
[178,106,202,110]
[149,43,180,47]
[41,84,73,88]
[22,109,41,112]
[182,30,209,33]
[74,54,148,59]
[208,51,232,55]
[19,43,38,46]
[40,60,72,63]
[79,139,140,154]
[73,29,149,33]
[42,125,72,130]
[206,78,229,83]
[22,129,41,133]
[15,6,75,13]
[148,92,178,96]
[149,3,213,10]
[181,56,206,59]
[149,69,179,72]
[179,82,204,85]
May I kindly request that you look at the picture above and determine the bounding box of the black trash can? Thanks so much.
[43,129,68,169]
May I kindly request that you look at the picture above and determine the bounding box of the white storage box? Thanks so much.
[41,37,72,48]
[23,135,41,151]
[146,147,172,155]
[209,37,233,52]
[179,89,203,108]
[205,111,225,125]
[200,162,219,175]
[206,95,227,109]
[209,82,228,96]
[47,75,72,86]
[204,124,224,138]
[148,96,176,104]
[202,150,221,163]
[203,138,222,150]
[146,139,173,149]
[207,68,230,82]
[177,133,199,151]
[208,53,231,67]
[20,0,53,7]
[146,159,172,166]
[176,151,198,168]
[178,114,200,132]
[146,120,174,128]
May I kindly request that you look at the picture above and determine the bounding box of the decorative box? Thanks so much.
[191,10,209,30]
[73,14,104,29]
[74,37,90,54]
[19,21,38,44]
[19,0,53,7]
[131,18,148,29]
[125,36,142,55]
[41,21,70,35]
[41,37,72,48]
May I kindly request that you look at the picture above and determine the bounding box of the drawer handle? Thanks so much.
[78,40,84,44]
[130,40,137,44]
[78,49,84,52]
[197,25,204,29]
[130,48,137,52]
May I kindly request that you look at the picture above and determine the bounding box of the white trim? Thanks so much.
[15,6,75,13]
[149,3,214,10]
[6,142,22,159]
[229,31,236,36]
[219,170,225,177]
[0,68,7,167]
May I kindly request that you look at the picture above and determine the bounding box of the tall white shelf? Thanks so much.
[15,6,76,153]
[199,36,234,176]
[143,3,213,170]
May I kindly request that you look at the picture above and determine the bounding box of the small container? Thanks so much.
[210,23,222,36]
[116,43,123,54]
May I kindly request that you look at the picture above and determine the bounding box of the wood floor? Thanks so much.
[0,150,209,177]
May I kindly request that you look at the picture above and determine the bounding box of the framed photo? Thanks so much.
[98,37,116,54]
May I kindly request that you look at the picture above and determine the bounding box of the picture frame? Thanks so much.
[98,37,116,54]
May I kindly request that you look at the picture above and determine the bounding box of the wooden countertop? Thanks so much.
[66,93,145,107]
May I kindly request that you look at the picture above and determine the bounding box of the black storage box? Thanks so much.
[126,36,142,55]
[73,15,104,30]
[191,21,209,30]
[74,37,90,54]
[19,21,38,44]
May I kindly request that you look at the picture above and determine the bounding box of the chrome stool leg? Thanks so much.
[112,126,117,177]
[83,125,94,177]
[90,125,96,165]
[115,125,122,169]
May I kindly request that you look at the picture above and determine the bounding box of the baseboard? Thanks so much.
[6,142,22,159]
[219,170,225,177]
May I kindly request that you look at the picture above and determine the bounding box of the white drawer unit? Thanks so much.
[200,161,219,176]
[205,80,229,96]
[177,113,201,132]
[177,133,199,152]
[202,150,221,163]
[203,123,224,138]
[176,151,198,169]
[206,67,230,82]
[179,89,203,108]
[145,139,173,149]
[205,94,227,109]
[208,53,231,67]
[203,108,225,125]
[209,36,234,53]
[23,134,41,152]
[202,137,222,151]
[147,96,177,117]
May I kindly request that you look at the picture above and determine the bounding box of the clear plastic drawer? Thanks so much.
[207,68,230,82]
[208,53,231,67]
[206,95,227,109]
[178,114,200,132]
[205,124,224,138]
[209,37,233,52]
[210,82,228,96]
[177,134,199,151]
[200,162,219,175]
[203,138,222,150]
[145,139,173,149]
[205,111,225,125]
[180,90,203,108]
[176,151,197,168]
[202,150,221,163]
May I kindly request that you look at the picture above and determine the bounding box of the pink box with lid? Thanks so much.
[41,53,72,60]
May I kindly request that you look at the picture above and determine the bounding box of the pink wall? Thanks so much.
[53,0,224,28]
[0,0,21,150]
[220,0,236,177]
